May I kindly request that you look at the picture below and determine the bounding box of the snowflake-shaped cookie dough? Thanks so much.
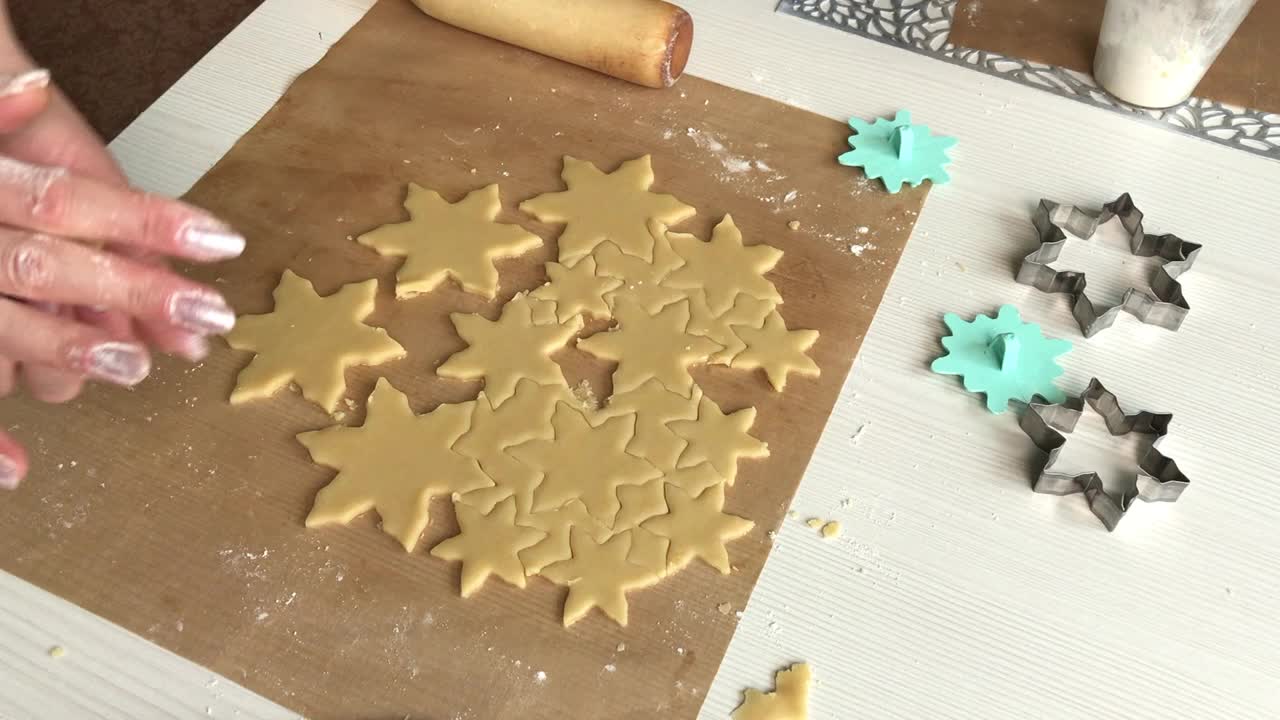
[594,220,690,314]
[642,484,754,574]
[931,305,1072,414]
[731,310,820,391]
[437,294,583,406]
[226,271,405,412]
[358,183,542,299]
[519,155,695,264]
[837,110,956,194]
[662,215,783,315]
[540,529,664,627]
[298,378,492,552]
[576,298,721,398]
[529,256,621,323]
[670,395,770,485]
[430,497,545,597]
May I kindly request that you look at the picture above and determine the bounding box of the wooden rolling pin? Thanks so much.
[410,0,693,88]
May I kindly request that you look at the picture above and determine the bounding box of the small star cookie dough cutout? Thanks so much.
[530,256,621,322]
[519,155,695,265]
[732,663,812,720]
[670,396,769,485]
[731,311,820,391]
[540,529,664,627]
[597,379,703,471]
[298,378,491,552]
[686,290,775,366]
[438,294,583,406]
[226,271,405,412]
[508,402,661,522]
[642,484,754,574]
[358,183,542,299]
[663,215,783,315]
[594,220,690,314]
[625,526,672,577]
[577,299,721,398]
[431,497,545,597]
[516,499,606,575]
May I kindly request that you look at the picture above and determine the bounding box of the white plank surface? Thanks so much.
[4,0,1280,718]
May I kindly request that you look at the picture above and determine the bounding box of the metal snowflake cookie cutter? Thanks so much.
[836,110,956,194]
[1019,378,1190,532]
[1016,193,1201,338]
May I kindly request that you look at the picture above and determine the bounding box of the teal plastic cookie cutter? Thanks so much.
[931,305,1071,414]
[837,110,956,194]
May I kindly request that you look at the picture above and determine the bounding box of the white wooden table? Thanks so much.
[3,1,1278,718]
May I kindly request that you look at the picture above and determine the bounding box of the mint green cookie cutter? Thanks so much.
[931,305,1071,414]
[837,110,956,194]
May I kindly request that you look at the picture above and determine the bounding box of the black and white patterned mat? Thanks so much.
[778,0,1280,160]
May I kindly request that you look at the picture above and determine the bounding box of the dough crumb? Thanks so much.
[616,642,627,652]
[820,521,842,539]
[535,670,547,684]
[717,602,733,615]
[787,220,800,231]
[805,518,823,529]
[48,646,67,659]
[604,663,617,673]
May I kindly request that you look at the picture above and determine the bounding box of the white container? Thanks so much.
[1093,0,1256,108]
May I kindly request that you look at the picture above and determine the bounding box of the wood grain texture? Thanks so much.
[0,1,926,718]
[4,0,1280,718]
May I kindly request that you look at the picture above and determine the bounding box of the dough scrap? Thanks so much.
[623,526,672,576]
[226,271,405,412]
[732,663,812,720]
[357,183,542,299]
[642,484,754,574]
[686,289,775,366]
[663,462,726,497]
[576,298,721,398]
[596,379,702,471]
[437,294,583,406]
[519,155,695,265]
[298,378,491,552]
[507,401,661,522]
[613,479,669,531]
[731,311,820,391]
[540,529,664,627]
[670,396,770,485]
[431,497,545,597]
[530,256,621,322]
[515,499,608,575]
[593,221,689,314]
[663,215,783,315]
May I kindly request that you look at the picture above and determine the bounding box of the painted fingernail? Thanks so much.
[169,291,235,335]
[180,222,245,261]
[84,342,150,386]
[175,334,210,363]
[0,455,20,490]
[0,69,51,98]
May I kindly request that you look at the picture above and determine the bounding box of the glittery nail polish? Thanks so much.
[0,69,50,98]
[0,455,20,490]
[85,342,151,386]
[181,222,246,261]
[169,291,236,335]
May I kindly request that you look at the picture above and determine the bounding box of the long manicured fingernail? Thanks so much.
[180,222,245,261]
[175,334,210,363]
[169,291,235,334]
[84,342,150,386]
[0,455,20,490]
[0,69,51,98]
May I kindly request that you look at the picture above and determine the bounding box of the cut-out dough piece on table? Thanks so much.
[613,479,669,531]
[540,529,664,627]
[298,378,491,552]
[437,294,583,406]
[527,296,561,326]
[508,401,661,523]
[670,396,769,485]
[530,256,622,322]
[577,298,721,398]
[519,155,695,265]
[453,379,570,514]
[357,183,542,299]
[686,290,775,366]
[642,484,753,574]
[662,215,783,315]
[516,499,607,575]
[664,462,726,497]
[624,526,672,577]
[731,311,821,391]
[594,220,689,314]
[226,271,405,412]
[732,663,813,720]
[431,497,545,597]
[596,379,702,471]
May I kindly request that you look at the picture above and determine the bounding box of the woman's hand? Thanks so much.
[0,70,244,490]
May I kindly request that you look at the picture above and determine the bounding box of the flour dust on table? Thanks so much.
[226,155,822,628]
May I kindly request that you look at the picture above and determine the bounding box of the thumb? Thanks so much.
[0,68,51,134]
[0,427,29,490]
